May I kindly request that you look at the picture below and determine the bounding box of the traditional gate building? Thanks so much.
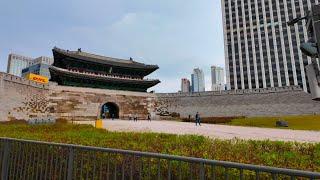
[49,47,160,92]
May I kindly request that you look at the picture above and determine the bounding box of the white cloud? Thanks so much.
[111,13,138,28]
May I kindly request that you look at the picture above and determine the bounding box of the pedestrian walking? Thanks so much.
[195,112,201,126]
[147,114,151,121]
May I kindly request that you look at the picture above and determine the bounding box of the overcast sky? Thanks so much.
[0,0,224,92]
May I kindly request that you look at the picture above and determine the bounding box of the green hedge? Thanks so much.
[227,115,320,130]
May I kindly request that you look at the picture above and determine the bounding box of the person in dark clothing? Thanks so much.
[111,114,115,120]
[147,114,151,121]
[195,112,201,126]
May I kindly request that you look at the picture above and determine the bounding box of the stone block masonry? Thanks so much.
[0,72,157,122]
[0,73,50,121]
[1,71,320,122]
[49,86,157,121]
[156,87,320,118]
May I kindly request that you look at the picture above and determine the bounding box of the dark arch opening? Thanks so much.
[100,102,119,119]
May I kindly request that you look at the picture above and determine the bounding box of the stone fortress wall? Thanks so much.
[0,72,156,121]
[156,86,320,118]
[49,86,157,121]
[1,71,320,122]
[0,72,50,121]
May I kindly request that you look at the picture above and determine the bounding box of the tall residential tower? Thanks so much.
[211,66,225,91]
[181,78,191,92]
[222,0,319,92]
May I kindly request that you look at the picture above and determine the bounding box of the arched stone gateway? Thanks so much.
[100,102,119,119]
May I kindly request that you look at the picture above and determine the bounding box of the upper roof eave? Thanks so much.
[53,47,159,70]
[49,66,161,86]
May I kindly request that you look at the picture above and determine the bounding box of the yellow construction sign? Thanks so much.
[26,73,49,84]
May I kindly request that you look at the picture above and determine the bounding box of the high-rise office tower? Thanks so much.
[21,56,54,78]
[191,68,205,92]
[31,56,54,66]
[222,0,319,92]
[7,54,34,77]
[7,54,53,77]
[181,78,191,92]
[211,66,225,91]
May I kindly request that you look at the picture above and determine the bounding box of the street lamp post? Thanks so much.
[288,4,320,100]
[313,5,320,55]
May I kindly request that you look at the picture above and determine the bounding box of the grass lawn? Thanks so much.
[0,123,319,172]
[225,115,320,130]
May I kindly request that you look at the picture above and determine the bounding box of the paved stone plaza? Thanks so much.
[99,120,320,143]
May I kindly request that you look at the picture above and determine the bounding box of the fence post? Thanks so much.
[67,147,74,180]
[1,140,11,180]
[200,162,205,180]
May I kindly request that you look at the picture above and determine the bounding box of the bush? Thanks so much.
[170,112,180,118]
[55,118,69,124]
[0,119,27,125]
[226,115,320,130]
[181,116,245,124]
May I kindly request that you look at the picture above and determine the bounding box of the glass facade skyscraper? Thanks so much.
[191,68,205,92]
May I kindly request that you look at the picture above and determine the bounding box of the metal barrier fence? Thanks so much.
[0,137,319,180]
